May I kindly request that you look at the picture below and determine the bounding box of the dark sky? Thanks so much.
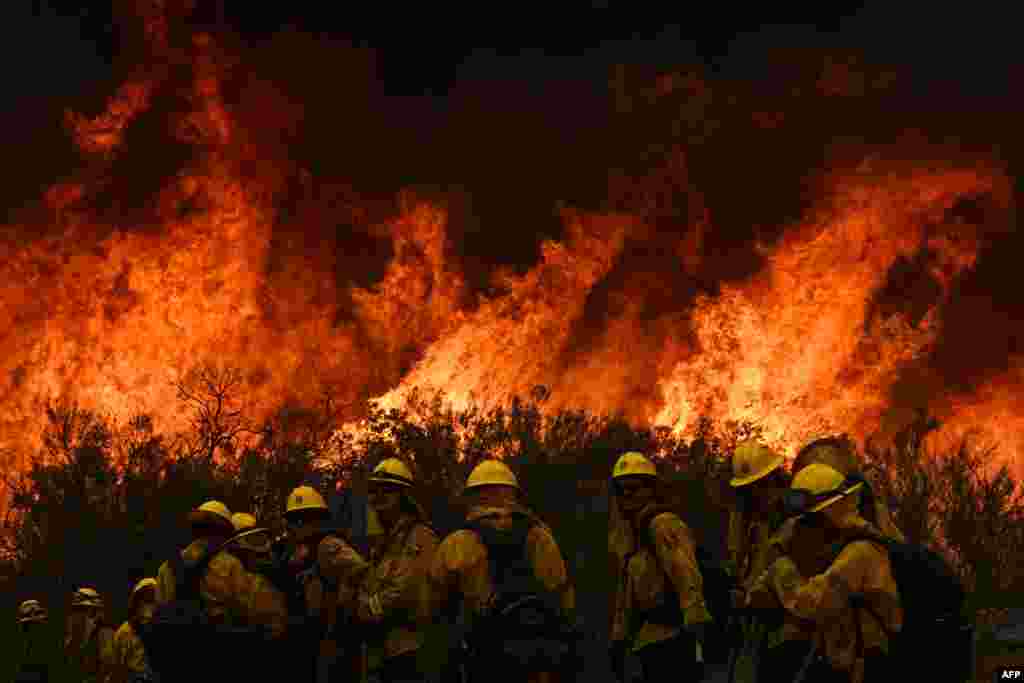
[6,1,1021,102]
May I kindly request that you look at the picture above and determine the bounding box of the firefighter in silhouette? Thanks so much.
[63,587,116,683]
[14,599,54,683]
[745,463,903,683]
[429,459,577,683]
[110,578,158,683]
[608,452,711,683]
[282,485,371,683]
[725,441,790,683]
[148,500,288,681]
[352,458,439,683]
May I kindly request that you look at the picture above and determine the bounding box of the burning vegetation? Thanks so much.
[2,1,1024,640]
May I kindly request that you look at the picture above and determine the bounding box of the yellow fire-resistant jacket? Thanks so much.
[110,620,148,683]
[610,503,713,654]
[156,537,288,638]
[728,507,787,592]
[429,504,576,628]
[746,515,903,683]
[63,620,116,683]
[355,512,439,668]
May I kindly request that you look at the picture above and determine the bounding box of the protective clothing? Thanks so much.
[789,463,865,513]
[609,499,712,652]
[464,459,519,491]
[726,441,789,585]
[792,437,859,478]
[17,600,48,624]
[71,587,105,609]
[282,493,372,683]
[612,452,658,480]
[63,593,116,683]
[729,440,785,488]
[231,512,258,532]
[356,508,439,675]
[129,578,157,609]
[608,493,710,683]
[110,578,158,683]
[15,599,53,683]
[429,503,576,683]
[286,485,328,514]
[745,484,903,683]
[370,458,416,488]
[156,537,288,638]
[792,437,906,543]
[724,444,792,674]
[227,513,274,557]
[187,500,234,532]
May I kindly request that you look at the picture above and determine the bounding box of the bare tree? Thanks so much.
[173,363,257,462]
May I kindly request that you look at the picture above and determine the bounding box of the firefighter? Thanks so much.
[14,599,53,683]
[110,578,158,683]
[282,484,370,683]
[608,452,711,683]
[353,458,439,683]
[725,441,790,683]
[429,459,577,683]
[727,441,789,589]
[150,500,288,681]
[63,587,116,683]
[745,463,903,683]
[791,437,905,544]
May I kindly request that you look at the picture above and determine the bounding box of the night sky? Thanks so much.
[8,2,1022,100]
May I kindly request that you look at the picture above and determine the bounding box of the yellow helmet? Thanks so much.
[187,500,233,532]
[228,512,273,552]
[231,512,258,533]
[789,463,864,513]
[792,436,859,478]
[71,587,104,609]
[286,485,328,515]
[17,600,47,624]
[129,578,157,610]
[465,460,519,491]
[370,458,415,488]
[612,452,658,480]
[729,440,785,487]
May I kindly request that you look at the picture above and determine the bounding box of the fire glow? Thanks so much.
[1,18,1021,514]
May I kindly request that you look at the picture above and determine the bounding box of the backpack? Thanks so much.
[137,542,224,681]
[840,535,973,682]
[631,505,735,666]
[462,512,577,672]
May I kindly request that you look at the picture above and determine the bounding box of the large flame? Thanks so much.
[1,12,1022,517]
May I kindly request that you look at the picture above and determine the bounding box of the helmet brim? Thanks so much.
[807,481,864,513]
[227,527,273,551]
[369,475,413,488]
